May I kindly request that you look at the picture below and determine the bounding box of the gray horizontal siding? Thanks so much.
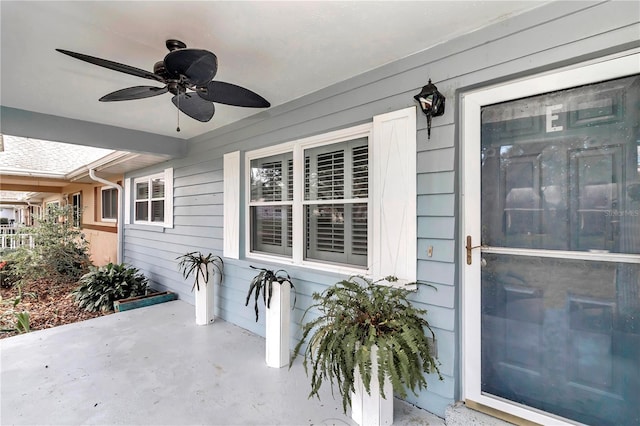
[123,1,639,418]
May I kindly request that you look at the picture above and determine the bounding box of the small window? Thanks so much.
[71,193,82,228]
[127,168,173,228]
[101,187,118,222]
[135,176,164,223]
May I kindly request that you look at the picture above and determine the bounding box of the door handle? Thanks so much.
[466,235,483,265]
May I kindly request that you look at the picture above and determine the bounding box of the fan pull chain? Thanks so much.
[176,94,181,132]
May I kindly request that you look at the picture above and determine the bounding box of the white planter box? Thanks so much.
[351,345,394,426]
[265,281,291,368]
[195,266,215,325]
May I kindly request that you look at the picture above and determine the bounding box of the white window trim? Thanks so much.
[129,168,173,228]
[245,123,373,276]
[100,186,117,223]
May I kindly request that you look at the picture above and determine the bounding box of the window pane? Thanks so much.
[250,205,292,256]
[352,145,368,198]
[481,75,640,253]
[250,153,292,202]
[305,137,368,201]
[481,255,640,425]
[72,193,81,227]
[151,178,165,198]
[305,203,367,267]
[110,189,117,217]
[102,188,118,219]
[310,204,344,253]
[306,149,344,200]
[352,203,368,256]
[151,200,164,222]
[136,182,149,200]
[135,201,148,221]
[287,158,294,202]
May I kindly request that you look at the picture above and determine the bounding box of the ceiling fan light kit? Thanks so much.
[56,39,270,130]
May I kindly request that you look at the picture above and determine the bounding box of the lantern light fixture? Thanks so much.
[414,79,446,139]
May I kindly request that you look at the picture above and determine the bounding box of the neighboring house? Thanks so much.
[44,179,121,265]
[0,173,120,264]
[0,145,168,265]
[1,2,639,426]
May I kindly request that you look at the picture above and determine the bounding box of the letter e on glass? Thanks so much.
[546,104,563,132]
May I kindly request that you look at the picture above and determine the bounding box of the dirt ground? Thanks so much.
[0,279,109,339]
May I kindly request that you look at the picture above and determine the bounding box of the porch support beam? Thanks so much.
[0,184,63,193]
[0,107,187,158]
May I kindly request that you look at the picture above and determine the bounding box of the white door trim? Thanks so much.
[460,51,640,425]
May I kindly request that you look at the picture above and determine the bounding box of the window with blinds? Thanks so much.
[304,138,368,266]
[134,174,165,224]
[248,137,369,268]
[237,108,415,281]
[250,153,293,256]
[125,168,173,228]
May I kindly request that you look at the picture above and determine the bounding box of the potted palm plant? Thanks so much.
[176,251,223,325]
[291,275,442,426]
[246,266,295,368]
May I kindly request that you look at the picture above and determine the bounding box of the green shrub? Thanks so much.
[73,263,148,312]
[0,260,18,288]
[5,205,91,284]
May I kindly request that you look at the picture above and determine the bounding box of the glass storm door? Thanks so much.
[463,53,640,426]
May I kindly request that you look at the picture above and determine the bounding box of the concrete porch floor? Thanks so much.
[0,300,445,425]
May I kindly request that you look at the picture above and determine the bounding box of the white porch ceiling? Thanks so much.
[0,1,548,141]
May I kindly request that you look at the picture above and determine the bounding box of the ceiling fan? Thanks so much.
[56,39,270,130]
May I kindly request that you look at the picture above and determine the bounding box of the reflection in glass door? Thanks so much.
[463,54,640,426]
[478,74,639,425]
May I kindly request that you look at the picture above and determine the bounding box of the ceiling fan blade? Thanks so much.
[164,49,217,86]
[56,49,164,82]
[99,86,168,102]
[171,93,215,122]
[197,81,270,108]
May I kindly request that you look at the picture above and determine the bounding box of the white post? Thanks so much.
[194,265,215,325]
[265,281,290,368]
[351,345,394,426]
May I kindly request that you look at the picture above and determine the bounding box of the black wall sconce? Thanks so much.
[414,79,445,139]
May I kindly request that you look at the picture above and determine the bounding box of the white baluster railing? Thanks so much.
[0,225,34,250]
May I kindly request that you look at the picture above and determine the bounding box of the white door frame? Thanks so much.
[460,51,640,425]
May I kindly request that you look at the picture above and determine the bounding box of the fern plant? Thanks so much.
[73,263,148,312]
[291,275,442,413]
[176,252,223,291]
[245,266,295,322]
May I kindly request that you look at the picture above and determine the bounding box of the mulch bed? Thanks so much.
[0,278,110,339]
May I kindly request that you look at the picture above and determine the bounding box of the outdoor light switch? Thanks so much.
[427,246,433,257]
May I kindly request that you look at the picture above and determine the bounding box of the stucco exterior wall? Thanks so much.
[36,179,120,267]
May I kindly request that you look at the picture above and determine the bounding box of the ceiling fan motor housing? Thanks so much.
[166,39,187,52]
